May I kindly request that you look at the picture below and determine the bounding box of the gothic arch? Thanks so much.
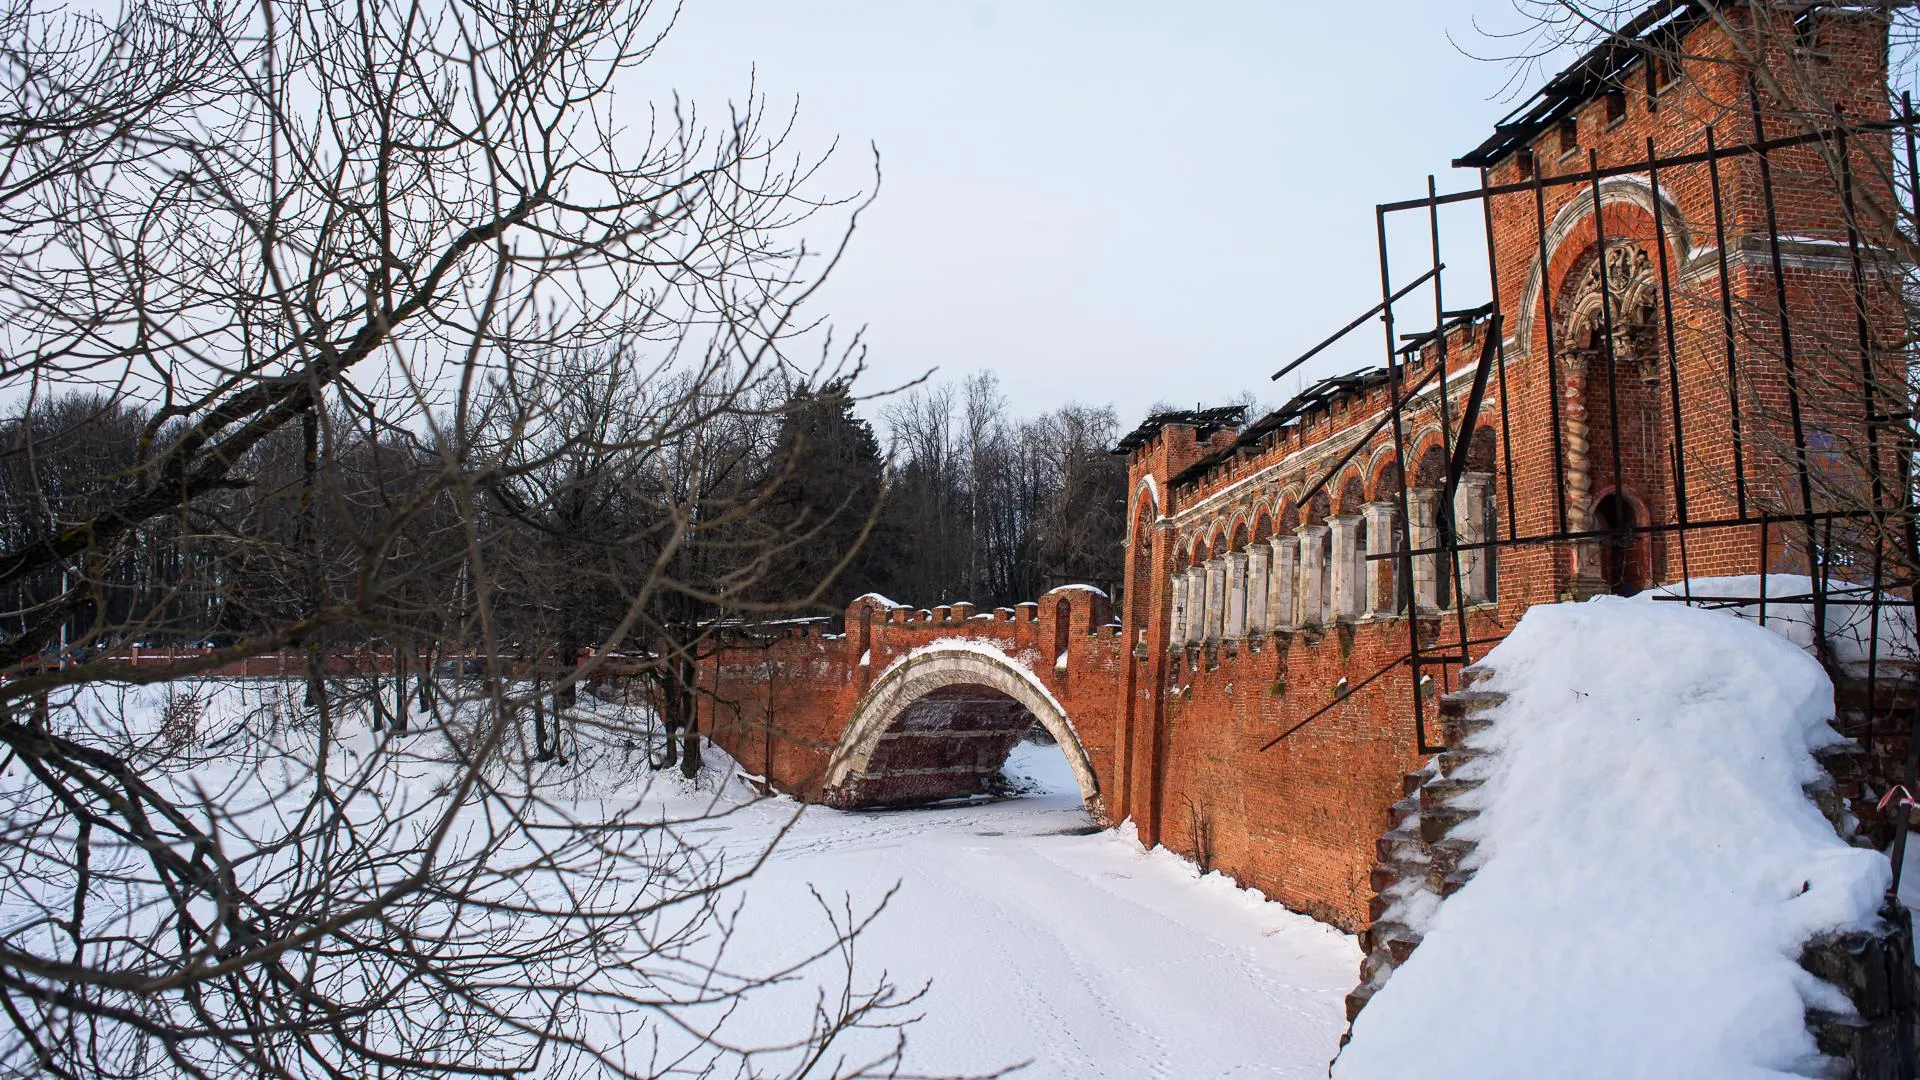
[1335,472,1367,517]
[1368,455,1404,503]
[1131,474,1162,523]
[1511,178,1694,358]
[1229,515,1252,552]
[1466,426,1499,474]
[825,644,1100,812]
[1277,496,1303,533]
[1412,440,1449,489]
[1559,239,1661,369]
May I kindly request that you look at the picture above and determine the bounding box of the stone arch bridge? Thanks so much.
[697,588,1125,818]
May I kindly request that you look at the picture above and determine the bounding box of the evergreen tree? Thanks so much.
[762,378,898,610]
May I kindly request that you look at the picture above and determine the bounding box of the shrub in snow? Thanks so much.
[1335,598,1890,1080]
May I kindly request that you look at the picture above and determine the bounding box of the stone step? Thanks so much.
[1387,796,1421,831]
[1370,856,1428,895]
[1436,747,1486,778]
[1419,803,1475,844]
[1419,775,1485,809]
[1442,711,1497,746]
[1459,664,1494,688]
[1438,867,1477,897]
[1439,688,1508,715]
[1376,826,1425,864]
[1423,836,1476,890]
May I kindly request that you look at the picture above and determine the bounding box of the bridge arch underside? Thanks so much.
[823,651,1100,813]
[826,685,1042,808]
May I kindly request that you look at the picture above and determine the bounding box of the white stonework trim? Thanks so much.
[1296,524,1329,628]
[1409,489,1440,613]
[1455,472,1495,604]
[1247,544,1271,635]
[1226,552,1250,640]
[1185,566,1207,644]
[1205,558,1228,642]
[1270,537,1298,632]
[1364,501,1399,616]
[1329,515,1362,621]
[1168,574,1189,650]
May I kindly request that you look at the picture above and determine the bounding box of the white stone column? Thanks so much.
[1269,537,1297,631]
[1328,515,1362,622]
[1456,472,1494,604]
[1246,544,1271,635]
[1185,566,1206,644]
[1409,489,1440,613]
[1168,572,1189,650]
[1205,558,1228,643]
[1364,501,1398,616]
[1296,524,1328,628]
[1226,552,1250,640]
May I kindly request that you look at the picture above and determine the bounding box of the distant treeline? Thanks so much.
[0,370,1126,661]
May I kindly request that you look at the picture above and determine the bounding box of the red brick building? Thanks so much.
[703,2,1904,935]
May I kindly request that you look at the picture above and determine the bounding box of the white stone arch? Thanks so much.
[824,643,1101,812]
[1363,444,1404,500]
[1132,474,1163,523]
[1511,176,1694,359]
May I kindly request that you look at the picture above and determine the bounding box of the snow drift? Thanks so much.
[1335,597,1891,1080]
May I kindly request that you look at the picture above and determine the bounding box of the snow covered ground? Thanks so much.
[704,741,1360,1079]
[21,679,1358,1078]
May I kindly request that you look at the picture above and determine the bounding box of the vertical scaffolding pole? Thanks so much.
[1376,205,1429,748]
[1748,76,1828,657]
[1706,125,1750,520]
[1532,171,1572,542]
[1646,137,1693,595]
[1588,150,1628,518]
[1839,121,1887,753]
[1480,166,1520,544]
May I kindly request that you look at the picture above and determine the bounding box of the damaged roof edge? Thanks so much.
[1453,0,1703,170]
[1112,405,1249,456]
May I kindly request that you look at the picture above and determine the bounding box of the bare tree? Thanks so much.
[0,0,920,1076]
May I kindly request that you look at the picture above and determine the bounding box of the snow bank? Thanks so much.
[1646,574,1915,676]
[1336,598,1891,1080]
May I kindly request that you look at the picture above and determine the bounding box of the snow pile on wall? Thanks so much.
[1648,574,1915,674]
[1335,598,1892,1080]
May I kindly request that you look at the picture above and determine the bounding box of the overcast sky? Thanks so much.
[643,1,1540,428]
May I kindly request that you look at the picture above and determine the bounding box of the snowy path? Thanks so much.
[706,742,1359,1079]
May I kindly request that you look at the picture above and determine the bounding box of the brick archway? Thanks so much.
[823,643,1101,815]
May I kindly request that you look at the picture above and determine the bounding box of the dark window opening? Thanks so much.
[1794,8,1818,51]
[1558,116,1580,156]
[1514,148,1535,179]
[1652,54,1680,91]
[1604,88,1627,126]
[1595,494,1644,596]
